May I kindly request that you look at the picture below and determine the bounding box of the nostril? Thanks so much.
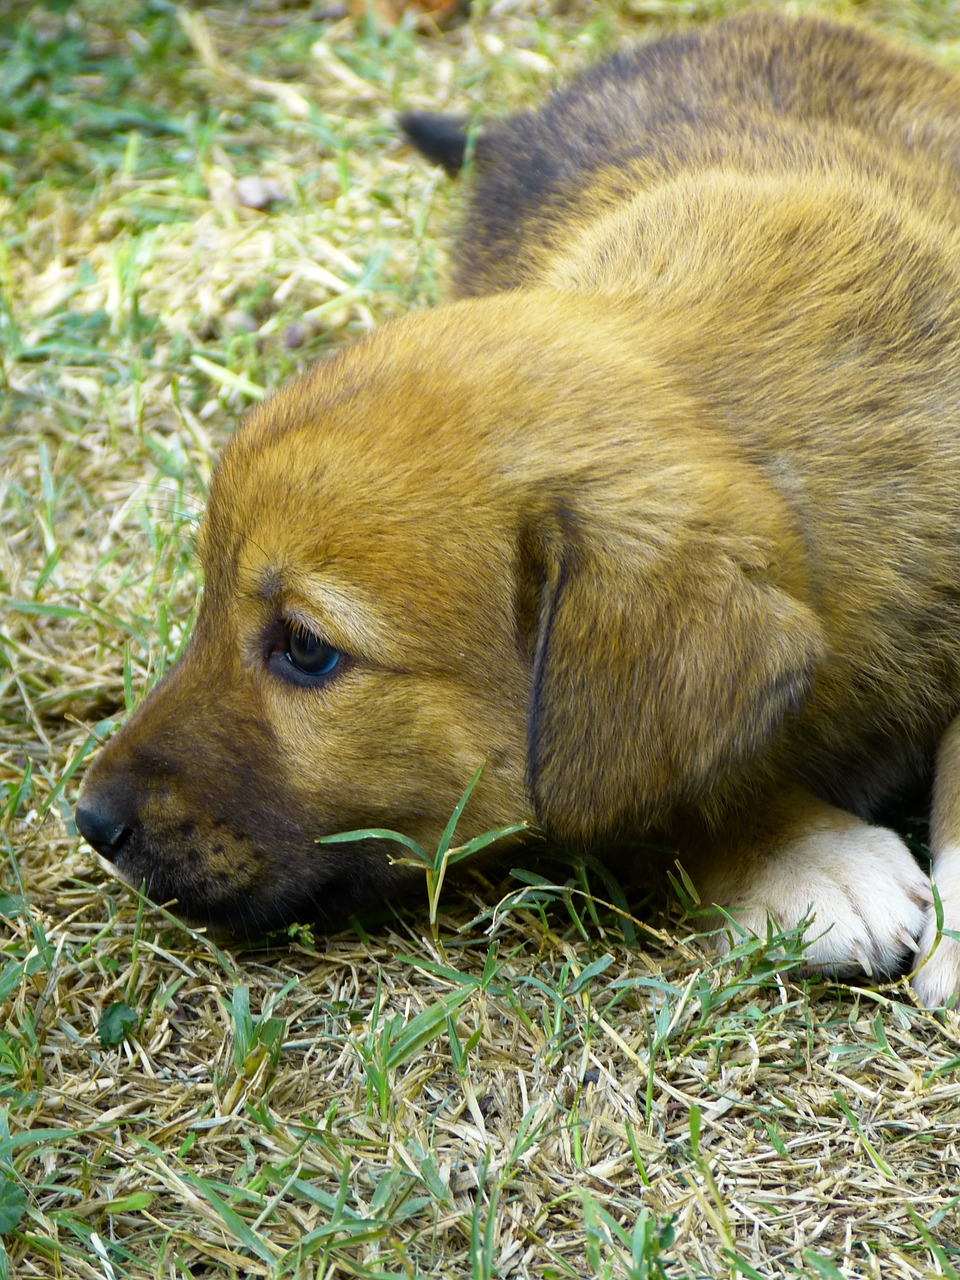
[75,803,133,863]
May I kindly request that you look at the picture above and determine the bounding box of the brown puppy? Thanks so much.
[77,11,960,1004]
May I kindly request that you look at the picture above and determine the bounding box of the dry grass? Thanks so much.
[3,0,960,1276]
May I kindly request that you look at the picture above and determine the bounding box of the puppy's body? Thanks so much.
[408,11,960,297]
[77,12,960,1002]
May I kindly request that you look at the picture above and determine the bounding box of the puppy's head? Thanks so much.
[76,294,822,932]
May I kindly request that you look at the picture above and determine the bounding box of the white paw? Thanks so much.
[911,850,960,1008]
[706,818,930,979]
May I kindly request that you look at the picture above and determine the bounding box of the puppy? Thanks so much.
[77,11,960,1004]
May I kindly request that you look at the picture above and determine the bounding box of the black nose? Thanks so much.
[75,802,134,864]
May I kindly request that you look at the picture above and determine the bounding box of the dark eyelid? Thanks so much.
[269,651,342,688]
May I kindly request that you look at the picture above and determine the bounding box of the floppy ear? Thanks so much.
[524,510,826,845]
[399,112,469,176]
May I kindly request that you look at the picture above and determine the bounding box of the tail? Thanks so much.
[399,111,470,175]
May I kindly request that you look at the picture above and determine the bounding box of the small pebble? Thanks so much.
[283,322,310,349]
[225,310,259,333]
[235,176,285,211]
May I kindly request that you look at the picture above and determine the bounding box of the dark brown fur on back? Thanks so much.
[445,12,960,294]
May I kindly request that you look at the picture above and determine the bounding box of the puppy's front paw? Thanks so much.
[702,816,930,979]
[911,851,960,1008]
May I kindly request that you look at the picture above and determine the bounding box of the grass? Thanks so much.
[3,0,960,1275]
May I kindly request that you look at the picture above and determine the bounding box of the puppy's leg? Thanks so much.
[913,717,960,1007]
[685,788,930,978]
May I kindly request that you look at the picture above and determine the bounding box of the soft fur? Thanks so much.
[77,11,960,1003]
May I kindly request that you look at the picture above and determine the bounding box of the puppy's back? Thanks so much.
[440,11,960,295]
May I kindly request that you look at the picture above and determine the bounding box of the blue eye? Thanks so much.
[285,626,341,678]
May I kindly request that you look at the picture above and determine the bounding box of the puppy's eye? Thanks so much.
[285,626,341,679]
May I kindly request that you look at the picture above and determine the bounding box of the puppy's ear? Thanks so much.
[524,510,825,845]
[399,112,470,176]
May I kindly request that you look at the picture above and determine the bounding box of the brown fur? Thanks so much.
[77,11,960,997]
